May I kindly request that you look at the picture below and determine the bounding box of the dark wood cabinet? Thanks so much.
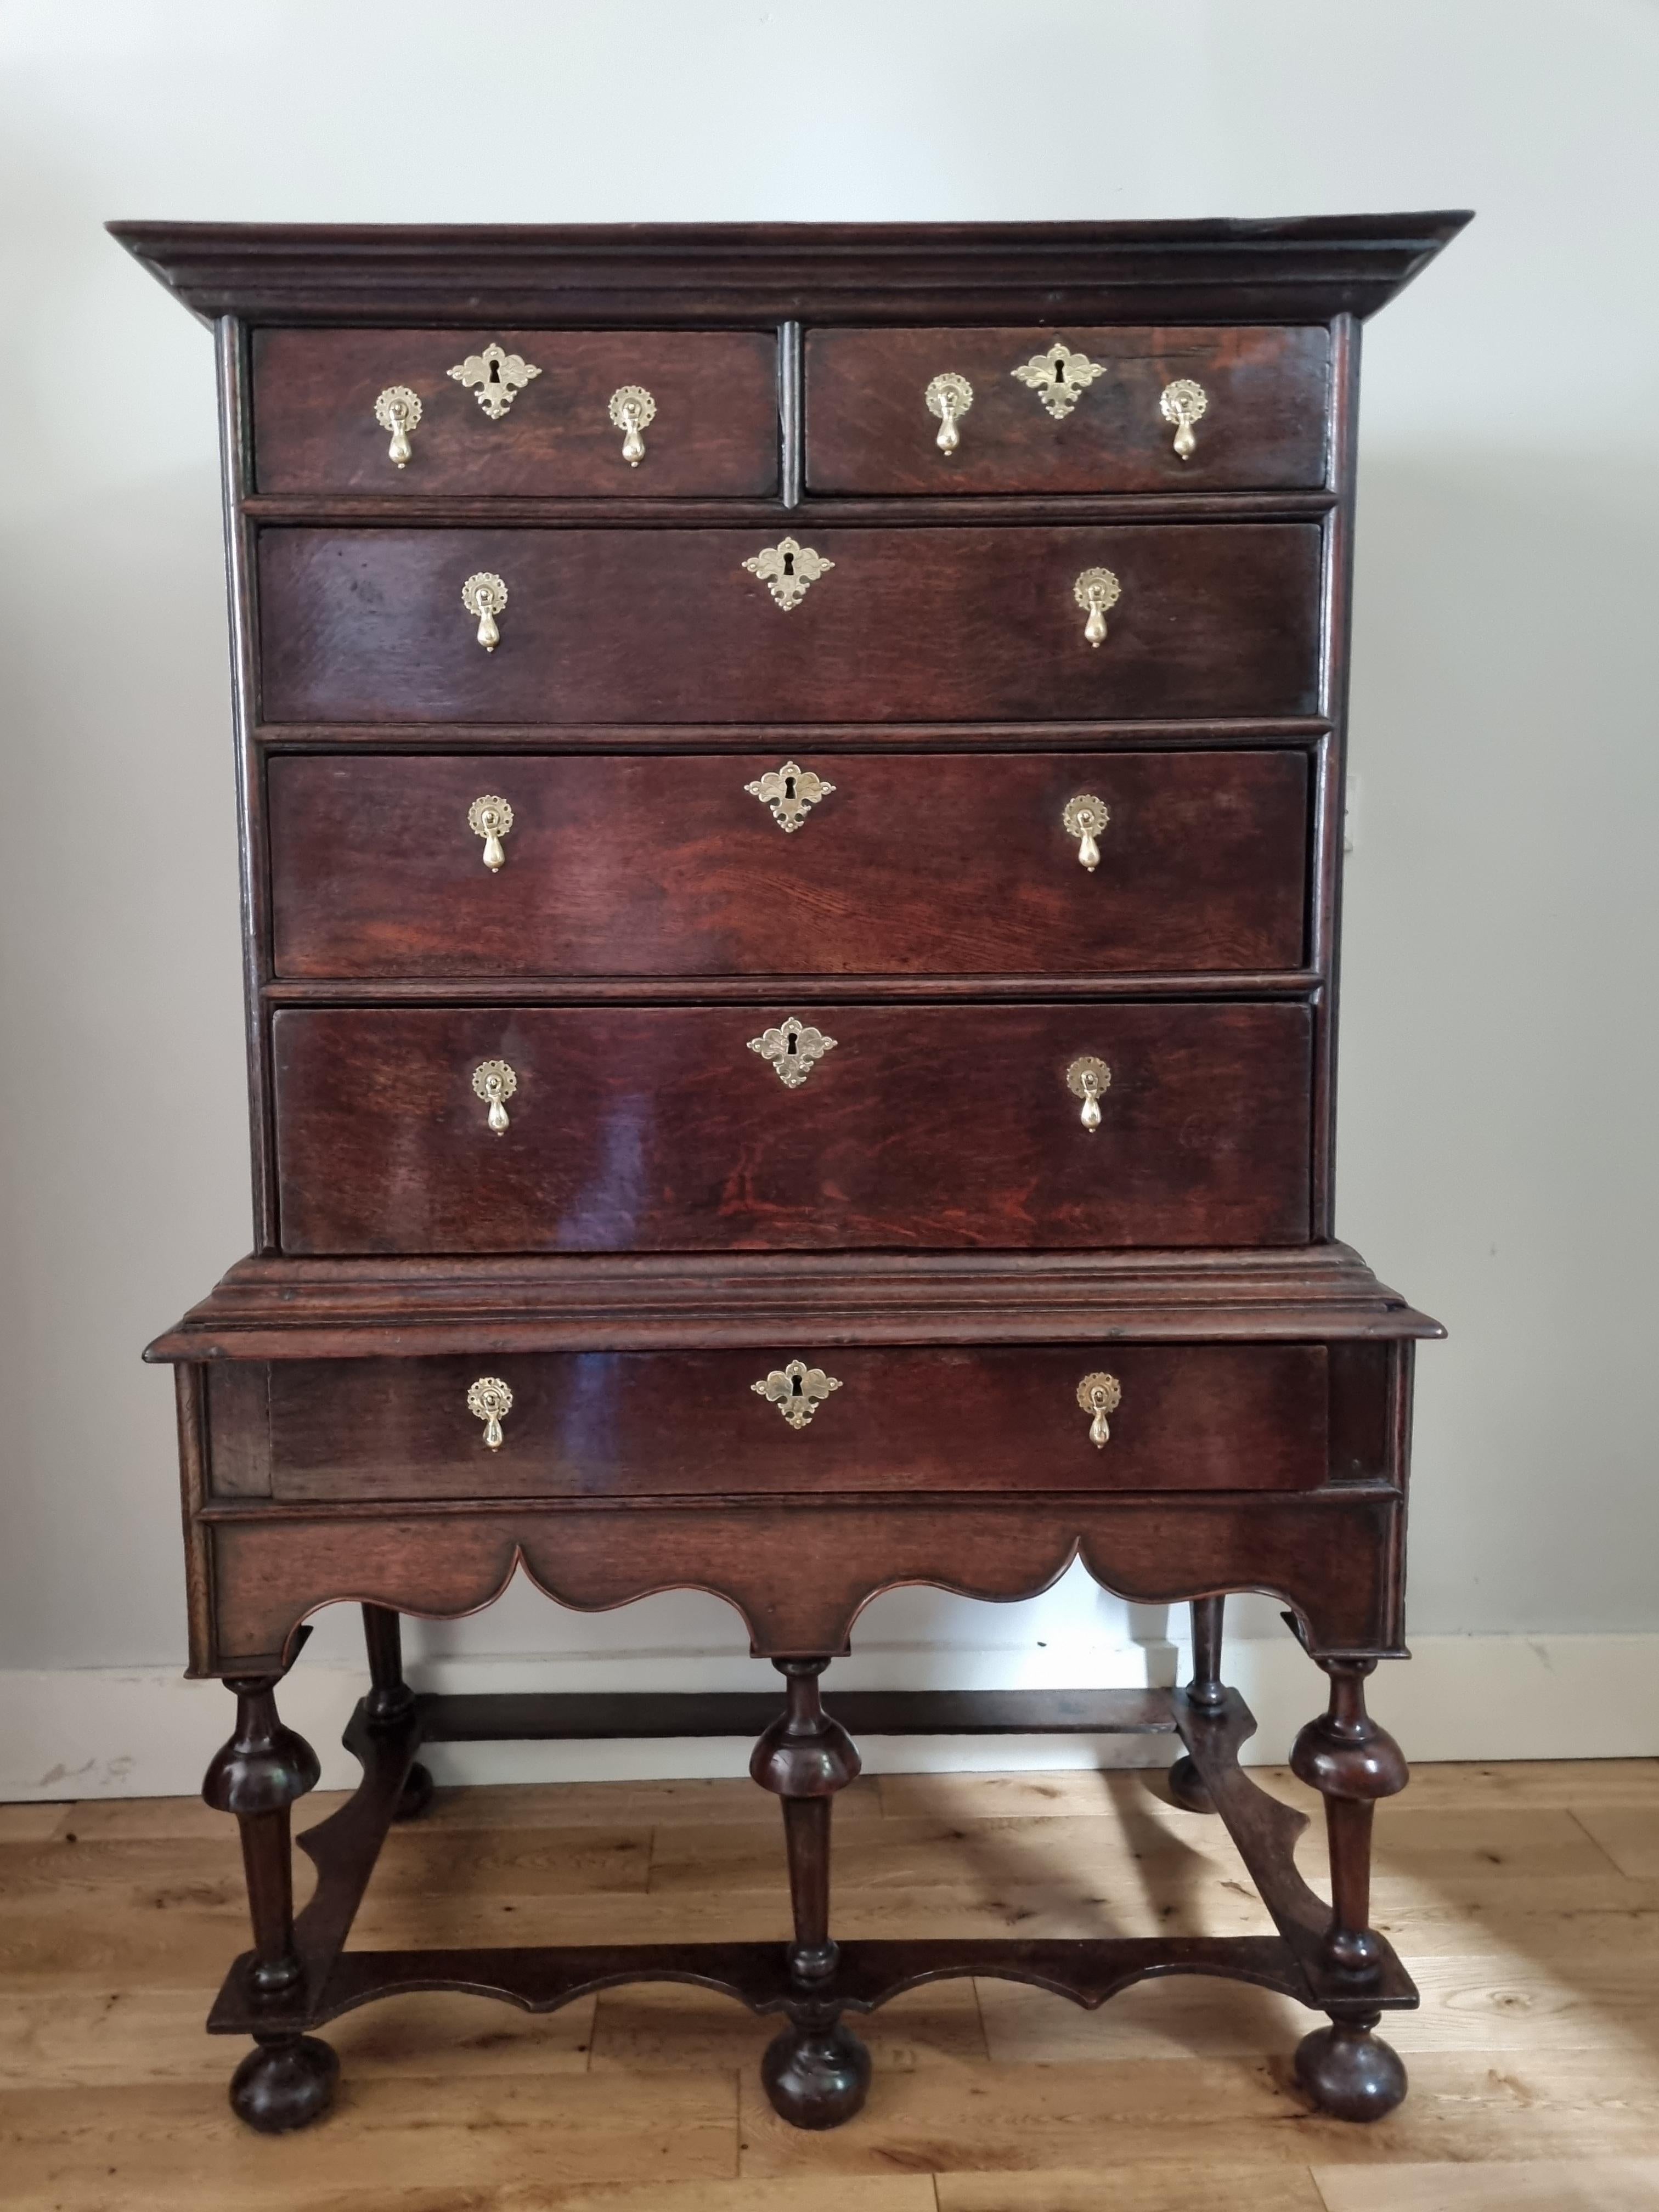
[122,214,1463,2139]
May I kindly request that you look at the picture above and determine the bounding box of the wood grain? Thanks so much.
[270,1001,1314,1255]
[3,1760,1650,2210]
[267,748,1311,981]
[806,325,1331,494]
[256,524,1323,725]
[254,328,779,496]
[254,1343,1330,1503]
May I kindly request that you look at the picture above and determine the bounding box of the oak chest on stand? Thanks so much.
[121,215,1462,2133]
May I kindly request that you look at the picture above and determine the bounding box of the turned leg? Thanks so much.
[361,1604,433,1820]
[204,1674,338,2132]
[749,1658,871,2128]
[1169,1594,1226,1813]
[1290,1657,1410,2120]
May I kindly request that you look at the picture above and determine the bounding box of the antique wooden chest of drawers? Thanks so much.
[121,215,1463,2135]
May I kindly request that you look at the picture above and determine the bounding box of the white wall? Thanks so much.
[1,1,1656,1785]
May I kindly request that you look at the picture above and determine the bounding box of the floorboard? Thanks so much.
[1,1759,1655,2210]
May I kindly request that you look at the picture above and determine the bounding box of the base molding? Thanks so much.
[2,1632,1654,1801]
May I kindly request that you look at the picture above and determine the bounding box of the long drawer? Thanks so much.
[210,1344,1331,1503]
[253,328,780,495]
[805,325,1331,493]
[268,749,1310,979]
[270,1002,1312,1254]
[257,524,1323,725]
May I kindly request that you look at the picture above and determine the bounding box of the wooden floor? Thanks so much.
[2,1757,1657,2209]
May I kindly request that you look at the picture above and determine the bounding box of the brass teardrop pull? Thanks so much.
[1062,794,1109,872]
[466,1375,514,1449]
[924,372,974,455]
[472,1057,517,1133]
[373,385,422,469]
[1076,1371,1122,1448]
[1065,1054,1111,1132]
[1073,567,1121,648]
[467,795,514,871]
[461,571,507,651]
[608,383,657,466]
[1160,377,1208,461]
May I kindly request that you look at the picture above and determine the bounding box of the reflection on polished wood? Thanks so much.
[1,1758,1656,2207]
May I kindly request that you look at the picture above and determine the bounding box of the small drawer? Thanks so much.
[257,523,1322,725]
[805,325,1330,494]
[270,1001,1312,1254]
[252,329,779,496]
[239,1344,1330,1503]
[268,749,1310,981]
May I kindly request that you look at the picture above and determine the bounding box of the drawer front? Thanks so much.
[257,524,1322,725]
[271,1002,1311,1254]
[257,1344,1329,1503]
[268,749,1310,980]
[806,325,1331,494]
[253,329,779,496]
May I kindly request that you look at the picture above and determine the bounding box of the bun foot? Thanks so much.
[1295,2018,1407,2121]
[1166,1753,1216,1814]
[229,2033,339,2133]
[761,2018,872,2130]
[395,1760,436,1822]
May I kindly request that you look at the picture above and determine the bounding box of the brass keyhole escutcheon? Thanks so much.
[924,371,974,454]
[744,759,836,832]
[472,1058,517,1133]
[374,385,422,469]
[1073,567,1121,648]
[461,571,508,651]
[1011,340,1107,420]
[1062,794,1109,872]
[742,538,834,611]
[1160,377,1208,460]
[449,342,541,419]
[608,383,657,465]
[1065,1054,1111,1132]
[1076,1371,1122,1448]
[467,794,514,870]
[752,1358,843,1430]
[466,1375,514,1449]
[748,1014,838,1088]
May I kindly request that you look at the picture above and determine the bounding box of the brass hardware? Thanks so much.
[461,571,508,651]
[924,371,974,455]
[467,794,514,871]
[373,385,422,468]
[1073,566,1121,648]
[742,537,834,611]
[744,760,836,833]
[1160,377,1208,460]
[1011,340,1107,420]
[1062,794,1109,872]
[448,342,541,419]
[1076,1371,1122,1448]
[466,1375,514,1450]
[607,383,656,465]
[1065,1054,1111,1132]
[752,1358,842,1431]
[748,1014,837,1088]
[472,1057,517,1133]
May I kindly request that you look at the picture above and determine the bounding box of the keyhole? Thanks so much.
[783,775,797,799]
[488,358,502,386]
[786,1032,798,1056]
[781,550,795,575]
[790,1372,803,1397]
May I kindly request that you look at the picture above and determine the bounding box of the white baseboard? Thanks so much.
[2,1633,1655,1801]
